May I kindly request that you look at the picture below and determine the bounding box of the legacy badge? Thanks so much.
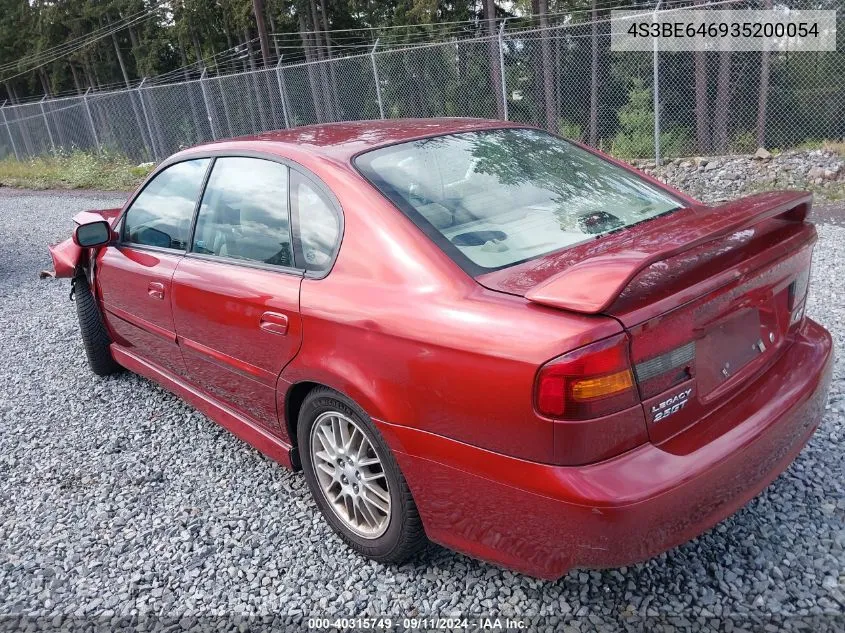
[651,388,693,423]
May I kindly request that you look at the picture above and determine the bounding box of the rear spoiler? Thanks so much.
[524,191,812,314]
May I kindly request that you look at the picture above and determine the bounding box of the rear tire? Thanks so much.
[73,274,122,376]
[298,387,427,564]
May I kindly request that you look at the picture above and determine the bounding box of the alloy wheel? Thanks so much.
[309,411,392,539]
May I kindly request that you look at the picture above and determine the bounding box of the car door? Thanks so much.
[171,156,303,432]
[97,158,211,378]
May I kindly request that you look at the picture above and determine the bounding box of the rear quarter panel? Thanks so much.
[279,162,623,462]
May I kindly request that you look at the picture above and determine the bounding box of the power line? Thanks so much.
[256,0,654,49]
[148,37,270,85]
[281,0,648,37]
[0,5,156,74]
[163,1,716,83]
[263,0,716,52]
[5,0,739,93]
[0,6,163,82]
[504,0,744,36]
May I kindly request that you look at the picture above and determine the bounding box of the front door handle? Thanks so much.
[147,281,165,300]
[259,312,288,335]
[260,311,289,335]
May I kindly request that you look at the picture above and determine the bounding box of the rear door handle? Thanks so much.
[147,282,165,300]
[260,311,289,335]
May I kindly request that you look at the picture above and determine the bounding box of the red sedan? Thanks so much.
[46,119,832,579]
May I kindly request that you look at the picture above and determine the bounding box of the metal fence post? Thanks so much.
[136,78,159,161]
[498,19,509,121]
[0,100,6,157]
[50,99,68,149]
[217,76,234,139]
[40,96,56,153]
[652,2,662,166]
[371,39,385,120]
[275,57,291,129]
[82,88,101,153]
[1,100,19,160]
[199,69,218,140]
[187,83,203,144]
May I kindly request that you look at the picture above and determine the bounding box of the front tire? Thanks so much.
[73,274,122,376]
[298,387,427,563]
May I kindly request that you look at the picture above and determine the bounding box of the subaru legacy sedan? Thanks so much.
[45,119,832,579]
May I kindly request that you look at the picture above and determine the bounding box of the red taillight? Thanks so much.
[535,333,639,420]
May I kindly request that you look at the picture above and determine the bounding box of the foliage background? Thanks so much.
[0,1,842,162]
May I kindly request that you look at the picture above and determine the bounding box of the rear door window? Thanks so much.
[191,157,294,268]
[123,159,210,250]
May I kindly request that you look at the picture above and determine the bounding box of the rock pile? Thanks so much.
[632,149,845,204]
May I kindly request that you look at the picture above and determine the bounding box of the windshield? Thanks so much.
[355,128,683,273]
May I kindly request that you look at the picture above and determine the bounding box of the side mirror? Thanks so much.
[73,220,112,248]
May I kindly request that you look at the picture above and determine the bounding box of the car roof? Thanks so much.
[177,118,525,163]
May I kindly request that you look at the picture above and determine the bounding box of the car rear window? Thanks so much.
[355,128,683,274]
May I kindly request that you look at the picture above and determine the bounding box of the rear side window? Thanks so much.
[123,159,210,250]
[192,157,294,268]
[291,171,340,272]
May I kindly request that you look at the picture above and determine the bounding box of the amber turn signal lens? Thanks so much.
[570,369,634,401]
[535,333,639,419]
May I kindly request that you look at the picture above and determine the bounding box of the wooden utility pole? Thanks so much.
[253,0,272,67]
[108,15,132,88]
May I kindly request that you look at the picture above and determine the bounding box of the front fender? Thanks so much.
[41,238,84,279]
[40,207,122,279]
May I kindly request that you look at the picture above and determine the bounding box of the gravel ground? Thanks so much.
[0,189,843,631]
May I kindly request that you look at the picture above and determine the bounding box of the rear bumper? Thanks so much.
[378,318,833,580]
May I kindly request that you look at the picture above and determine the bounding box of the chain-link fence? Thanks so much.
[0,4,842,164]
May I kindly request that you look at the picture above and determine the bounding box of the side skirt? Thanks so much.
[111,345,294,469]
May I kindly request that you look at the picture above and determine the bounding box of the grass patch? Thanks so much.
[792,139,845,156]
[0,151,153,191]
[822,140,845,157]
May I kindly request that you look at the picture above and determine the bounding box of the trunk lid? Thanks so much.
[478,191,817,444]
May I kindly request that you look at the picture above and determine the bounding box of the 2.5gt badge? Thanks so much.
[651,387,693,423]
